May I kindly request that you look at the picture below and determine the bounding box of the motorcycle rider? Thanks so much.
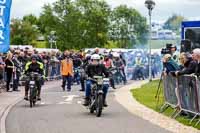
[83,54,109,107]
[24,55,44,101]
[133,53,145,80]
[72,54,82,85]
[79,54,91,91]
[113,52,126,84]
[103,53,116,89]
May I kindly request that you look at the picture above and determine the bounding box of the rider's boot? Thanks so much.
[104,100,108,107]
[37,89,41,101]
[103,95,108,107]
[83,97,89,106]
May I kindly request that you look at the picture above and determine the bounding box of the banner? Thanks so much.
[0,0,12,53]
[163,75,178,106]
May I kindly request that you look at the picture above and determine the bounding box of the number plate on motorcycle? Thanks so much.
[97,80,103,85]
[30,81,35,84]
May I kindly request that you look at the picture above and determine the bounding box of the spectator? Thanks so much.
[192,48,200,76]
[163,54,180,74]
[178,52,186,69]
[61,54,73,91]
[12,50,22,91]
[0,54,4,81]
[50,51,59,80]
[5,52,14,92]
[175,53,196,76]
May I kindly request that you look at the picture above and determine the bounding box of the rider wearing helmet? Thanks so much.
[83,54,109,106]
[103,53,116,89]
[24,55,44,100]
[79,54,91,91]
[113,52,126,84]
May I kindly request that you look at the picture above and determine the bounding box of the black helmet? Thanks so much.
[31,55,37,60]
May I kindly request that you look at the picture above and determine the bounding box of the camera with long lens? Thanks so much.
[161,44,176,55]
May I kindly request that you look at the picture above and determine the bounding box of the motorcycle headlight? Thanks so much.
[103,78,110,85]
[29,81,35,85]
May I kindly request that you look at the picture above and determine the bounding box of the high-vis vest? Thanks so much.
[61,59,73,76]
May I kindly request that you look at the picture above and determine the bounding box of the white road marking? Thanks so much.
[58,102,72,105]
[77,101,82,104]
[64,95,79,102]
[40,102,45,105]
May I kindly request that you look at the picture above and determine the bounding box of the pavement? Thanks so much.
[0,79,198,133]
[0,80,171,133]
[0,81,62,133]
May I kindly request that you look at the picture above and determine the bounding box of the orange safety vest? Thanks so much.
[61,59,73,76]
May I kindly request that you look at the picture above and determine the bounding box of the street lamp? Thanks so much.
[48,31,57,49]
[145,0,155,82]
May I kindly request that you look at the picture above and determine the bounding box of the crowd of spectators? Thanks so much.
[0,47,65,92]
[163,48,200,77]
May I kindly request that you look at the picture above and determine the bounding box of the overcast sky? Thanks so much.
[11,0,200,22]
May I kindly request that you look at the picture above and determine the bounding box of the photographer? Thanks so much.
[171,45,179,63]
[162,54,180,75]
[161,44,178,63]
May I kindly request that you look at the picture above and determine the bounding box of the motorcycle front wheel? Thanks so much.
[96,94,103,117]
[29,87,37,108]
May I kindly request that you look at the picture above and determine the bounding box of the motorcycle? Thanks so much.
[108,67,117,89]
[114,67,123,84]
[26,72,42,108]
[87,76,109,117]
[132,65,145,80]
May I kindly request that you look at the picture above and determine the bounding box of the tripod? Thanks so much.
[155,71,163,109]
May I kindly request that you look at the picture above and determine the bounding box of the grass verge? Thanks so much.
[131,80,200,130]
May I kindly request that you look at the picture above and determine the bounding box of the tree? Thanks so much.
[10,0,148,50]
[23,14,38,25]
[75,0,111,48]
[38,4,59,35]
[109,5,148,48]
[39,0,111,50]
[10,18,38,45]
[164,14,186,32]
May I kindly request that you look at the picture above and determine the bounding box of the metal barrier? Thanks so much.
[46,62,62,80]
[173,75,199,122]
[162,75,200,125]
[194,77,200,126]
[160,75,178,112]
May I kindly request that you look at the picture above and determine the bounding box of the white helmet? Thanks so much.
[136,53,141,57]
[113,52,120,58]
[85,54,91,58]
[91,54,100,60]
